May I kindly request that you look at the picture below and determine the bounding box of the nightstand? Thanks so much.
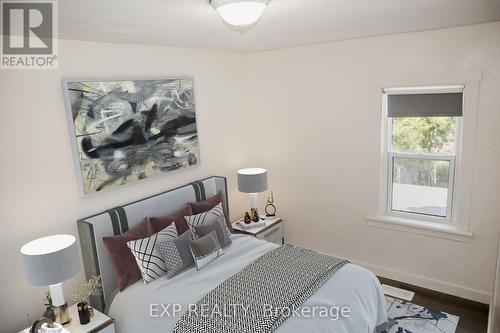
[20,304,115,333]
[232,216,284,245]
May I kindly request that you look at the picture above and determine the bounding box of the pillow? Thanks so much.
[148,204,192,235]
[194,216,232,248]
[185,203,230,240]
[157,231,194,279]
[190,192,233,232]
[103,218,154,291]
[188,230,223,270]
[127,223,178,284]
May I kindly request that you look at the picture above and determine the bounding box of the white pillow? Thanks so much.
[127,223,178,284]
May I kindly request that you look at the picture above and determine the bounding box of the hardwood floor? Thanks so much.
[379,277,490,333]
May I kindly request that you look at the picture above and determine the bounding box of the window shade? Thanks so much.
[387,93,463,118]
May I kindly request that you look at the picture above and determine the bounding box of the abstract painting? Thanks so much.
[63,78,199,195]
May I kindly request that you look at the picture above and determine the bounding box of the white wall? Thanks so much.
[247,22,500,303]
[0,40,252,332]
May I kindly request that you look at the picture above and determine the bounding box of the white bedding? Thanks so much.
[109,234,387,333]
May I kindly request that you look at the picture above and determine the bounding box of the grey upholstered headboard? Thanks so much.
[77,176,229,313]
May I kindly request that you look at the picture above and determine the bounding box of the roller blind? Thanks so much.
[387,93,463,118]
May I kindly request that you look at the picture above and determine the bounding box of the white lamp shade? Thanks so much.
[20,235,80,287]
[238,168,268,193]
[212,0,267,27]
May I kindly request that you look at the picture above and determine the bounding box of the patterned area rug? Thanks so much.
[384,296,460,333]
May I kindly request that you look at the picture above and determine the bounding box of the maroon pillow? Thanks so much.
[190,192,233,232]
[103,218,154,291]
[148,204,192,235]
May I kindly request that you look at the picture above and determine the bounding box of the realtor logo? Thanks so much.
[1,0,58,69]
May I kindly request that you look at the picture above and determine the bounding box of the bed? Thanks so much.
[78,176,387,333]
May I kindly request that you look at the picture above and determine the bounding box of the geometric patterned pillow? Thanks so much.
[157,230,194,279]
[185,203,230,241]
[127,223,178,284]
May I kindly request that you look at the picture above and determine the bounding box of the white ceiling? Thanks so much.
[60,0,500,52]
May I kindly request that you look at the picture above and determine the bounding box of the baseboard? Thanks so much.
[351,259,491,304]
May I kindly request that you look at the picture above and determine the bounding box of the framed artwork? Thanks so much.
[63,78,199,195]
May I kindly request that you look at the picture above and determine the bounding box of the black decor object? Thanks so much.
[77,302,90,325]
[251,209,260,222]
[265,191,277,217]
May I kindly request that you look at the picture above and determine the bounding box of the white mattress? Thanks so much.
[109,235,387,333]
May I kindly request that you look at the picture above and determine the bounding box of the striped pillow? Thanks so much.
[185,203,231,242]
[127,223,178,284]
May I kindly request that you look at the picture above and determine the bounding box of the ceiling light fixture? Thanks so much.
[210,0,269,28]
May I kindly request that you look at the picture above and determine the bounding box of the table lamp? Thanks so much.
[237,168,268,218]
[21,234,80,325]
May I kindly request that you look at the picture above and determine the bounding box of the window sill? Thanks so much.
[366,215,472,242]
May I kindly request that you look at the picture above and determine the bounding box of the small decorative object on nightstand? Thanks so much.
[251,209,260,222]
[265,191,277,217]
[43,292,56,323]
[244,211,252,224]
[40,322,63,333]
[72,275,101,325]
[77,302,90,325]
[233,216,284,245]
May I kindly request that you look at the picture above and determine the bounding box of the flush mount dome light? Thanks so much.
[210,0,268,27]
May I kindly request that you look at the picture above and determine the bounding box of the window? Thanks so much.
[384,86,463,222]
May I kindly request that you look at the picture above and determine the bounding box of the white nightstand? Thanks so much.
[232,216,284,245]
[20,304,115,333]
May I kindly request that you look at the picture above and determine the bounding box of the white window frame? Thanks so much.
[367,78,480,243]
[384,86,462,223]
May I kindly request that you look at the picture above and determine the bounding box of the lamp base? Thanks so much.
[249,193,258,211]
[54,303,71,325]
[49,283,71,325]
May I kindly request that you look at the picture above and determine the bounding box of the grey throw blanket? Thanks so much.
[173,245,349,333]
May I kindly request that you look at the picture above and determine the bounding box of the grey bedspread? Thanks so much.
[173,244,349,333]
